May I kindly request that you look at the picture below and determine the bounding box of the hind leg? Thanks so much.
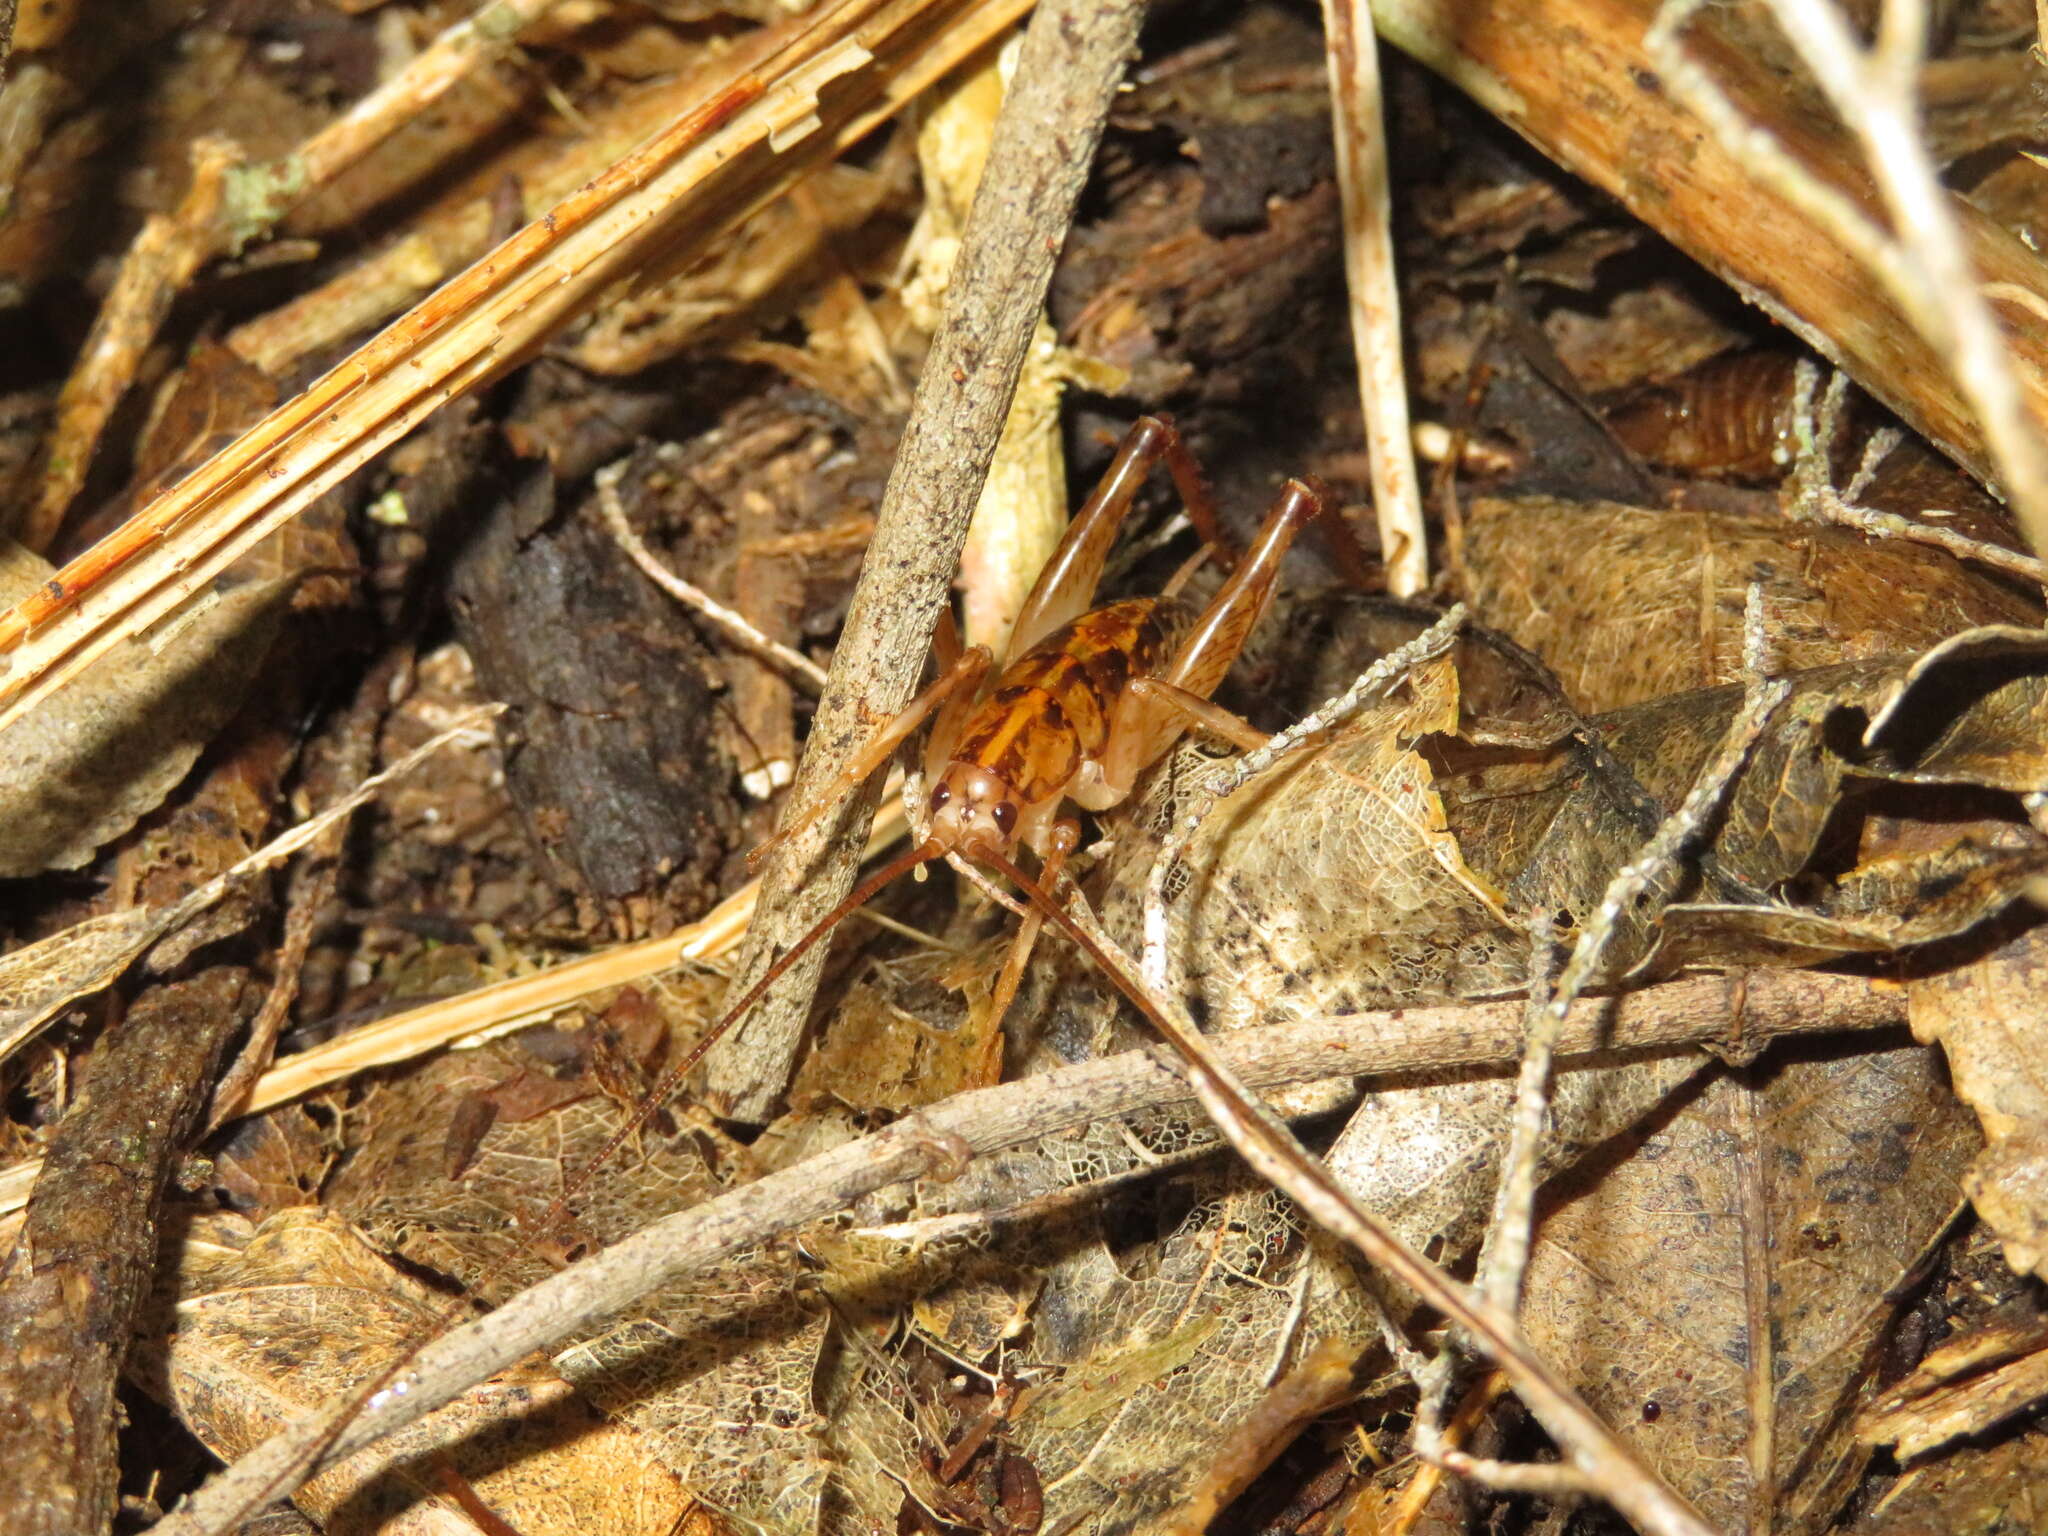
[1006,416,1223,658]
[1076,478,1326,811]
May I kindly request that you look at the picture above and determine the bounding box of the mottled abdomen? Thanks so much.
[952,596,1190,805]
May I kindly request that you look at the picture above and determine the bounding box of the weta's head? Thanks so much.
[928,761,1022,858]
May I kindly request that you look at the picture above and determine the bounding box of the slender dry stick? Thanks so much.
[1785,363,2048,588]
[1469,671,1790,1325]
[153,964,1894,1536]
[0,970,254,1536]
[1321,0,1429,597]
[205,647,415,1132]
[1476,917,1558,1315]
[0,945,1889,1231]
[22,137,237,552]
[224,0,566,247]
[1650,0,2048,551]
[701,0,1149,1121]
[593,457,829,693]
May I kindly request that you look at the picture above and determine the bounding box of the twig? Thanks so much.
[1650,0,2048,551]
[1463,656,1791,1343]
[21,137,237,552]
[701,0,1150,1121]
[152,964,1898,1536]
[205,648,414,1132]
[1785,363,2048,589]
[0,969,255,1536]
[222,0,566,252]
[0,939,1894,1234]
[593,457,829,694]
[1475,916,1559,1315]
[1321,0,1429,597]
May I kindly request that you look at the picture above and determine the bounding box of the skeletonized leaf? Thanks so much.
[132,1207,696,1536]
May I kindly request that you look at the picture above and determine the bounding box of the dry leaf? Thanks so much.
[133,1207,695,1536]
[316,1033,835,1527]
[1909,926,2048,1282]
[0,545,289,876]
[1518,1041,1976,1532]
[1461,497,2040,713]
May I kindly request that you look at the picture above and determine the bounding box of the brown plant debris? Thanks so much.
[8,1,2048,1534]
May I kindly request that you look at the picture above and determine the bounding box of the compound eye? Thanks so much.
[991,802,1018,838]
[929,782,952,812]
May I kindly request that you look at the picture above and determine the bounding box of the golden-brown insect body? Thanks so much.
[933,595,1189,856]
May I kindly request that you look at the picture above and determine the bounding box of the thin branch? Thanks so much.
[593,458,830,694]
[226,0,566,247]
[1321,0,1430,596]
[151,964,1899,1536]
[0,970,255,1536]
[1785,363,2048,590]
[1475,916,1558,1315]
[1470,663,1789,1327]
[21,137,237,551]
[702,0,1151,1121]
